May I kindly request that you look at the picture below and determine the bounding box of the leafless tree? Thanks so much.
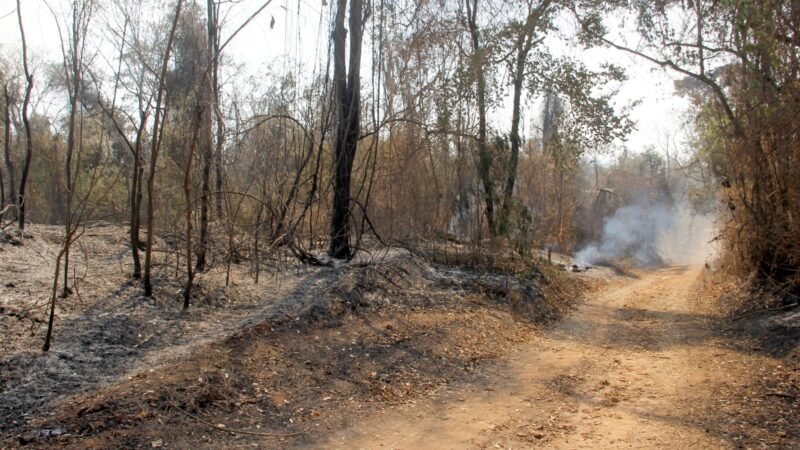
[182,105,202,308]
[196,0,218,272]
[15,0,35,231]
[49,0,95,297]
[143,0,184,297]
[1,83,12,222]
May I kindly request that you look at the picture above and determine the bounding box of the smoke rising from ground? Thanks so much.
[575,200,715,268]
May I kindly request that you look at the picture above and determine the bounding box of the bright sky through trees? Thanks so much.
[0,0,690,159]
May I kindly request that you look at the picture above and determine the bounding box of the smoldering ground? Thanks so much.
[575,199,715,268]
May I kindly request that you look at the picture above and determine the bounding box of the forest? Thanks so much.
[1,0,799,448]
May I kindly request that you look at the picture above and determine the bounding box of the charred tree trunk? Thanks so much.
[16,0,34,231]
[42,247,65,352]
[253,203,263,284]
[0,167,4,221]
[129,122,146,278]
[196,0,222,271]
[210,0,225,221]
[329,0,365,259]
[196,101,212,272]
[214,137,223,218]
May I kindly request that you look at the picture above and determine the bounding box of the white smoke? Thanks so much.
[575,200,715,267]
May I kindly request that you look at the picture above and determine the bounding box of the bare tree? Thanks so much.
[196,0,270,270]
[1,83,13,222]
[51,0,94,297]
[143,0,184,297]
[42,116,123,352]
[15,0,34,231]
[210,0,224,222]
[195,0,217,272]
[128,101,148,279]
[182,105,202,308]
[97,9,152,279]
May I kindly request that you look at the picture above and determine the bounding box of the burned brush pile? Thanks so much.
[322,251,569,324]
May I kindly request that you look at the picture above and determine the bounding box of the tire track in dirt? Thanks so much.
[315,266,741,449]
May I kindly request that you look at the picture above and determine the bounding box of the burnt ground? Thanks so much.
[2,225,799,449]
[0,225,582,449]
[0,225,337,435]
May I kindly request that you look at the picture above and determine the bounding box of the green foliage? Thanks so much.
[529,55,634,153]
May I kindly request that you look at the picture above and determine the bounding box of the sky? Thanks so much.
[0,0,693,161]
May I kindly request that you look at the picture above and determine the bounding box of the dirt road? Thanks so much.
[318,266,742,449]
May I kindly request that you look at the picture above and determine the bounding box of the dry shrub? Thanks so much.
[714,77,800,299]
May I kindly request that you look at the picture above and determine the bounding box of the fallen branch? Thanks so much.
[287,239,331,266]
[764,391,796,398]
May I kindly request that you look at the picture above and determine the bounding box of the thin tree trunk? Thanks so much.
[2,84,14,222]
[275,126,316,241]
[63,3,86,298]
[144,0,183,296]
[16,0,34,231]
[42,246,65,352]
[130,123,145,278]
[557,165,564,246]
[500,56,525,234]
[182,106,201,309]
[210,0,224,220]
[253,203,263,284]
[214,137,223,218]
[196,0,219,271]
[0,166,4,222]
[196,100,212,272]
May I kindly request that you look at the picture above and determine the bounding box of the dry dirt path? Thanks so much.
[318,266,742,449]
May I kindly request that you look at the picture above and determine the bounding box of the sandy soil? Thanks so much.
[316,266,800,449]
